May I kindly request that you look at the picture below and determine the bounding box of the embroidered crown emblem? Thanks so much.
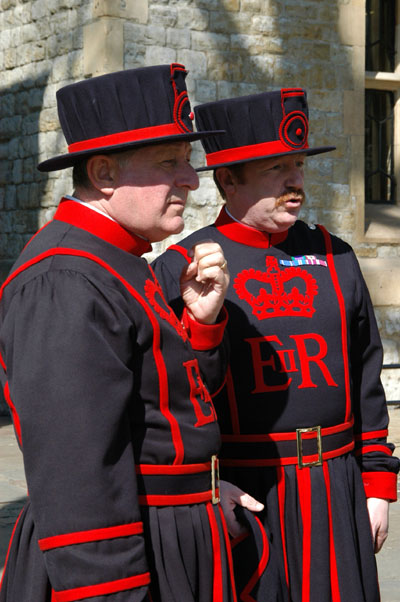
[233,256,318,319]
[144,277,188,341]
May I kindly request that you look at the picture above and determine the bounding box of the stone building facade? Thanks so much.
[0,0,399,406]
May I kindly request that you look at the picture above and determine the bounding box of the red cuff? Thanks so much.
[362,471,398,501]
[181,307,228,351]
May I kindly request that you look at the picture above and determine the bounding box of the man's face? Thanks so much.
[108,141,199,242]
[222,153,306,233]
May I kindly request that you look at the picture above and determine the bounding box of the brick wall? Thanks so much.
[0,0,399,411]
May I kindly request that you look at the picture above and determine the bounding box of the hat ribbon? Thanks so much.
[205,139,309,166]
[68,123,187,154]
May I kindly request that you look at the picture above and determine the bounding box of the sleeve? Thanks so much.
[152,249,230,396]
[348,250,400,501]
[2,270,151,601]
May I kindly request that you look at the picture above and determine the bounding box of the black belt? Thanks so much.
[220,419,354,468]
[136,456,220,505]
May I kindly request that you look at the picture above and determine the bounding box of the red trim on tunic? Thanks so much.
[181,306,228,350]
[0,506,24,594]
[205,140,309,166]
[52,572,151,602]
[0,350,6,372]
[215,207,289,248]
[206,503,224,602]
[136,462,212,475]
[296,465,312,602]
[138,490,217,506]
[355,445,393,456]
[354,429,388,441]
[167,244,192,264]
[276,466,289,588]
[3,381,22,447]
[68,123,185,153]
[323,463,341,602]
[38,522,144,551]
[362,471,398,501]
[220,442,354,467]
[240,515,270,602]
[54,199,151,256]
[221,417,354,443]
[318,225,352,422]
[0,247,185,465]
[218,505,238,602]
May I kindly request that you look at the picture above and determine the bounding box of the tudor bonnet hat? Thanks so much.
[194,88,335,171]
[38,63,223,172]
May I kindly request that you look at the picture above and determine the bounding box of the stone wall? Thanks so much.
[0,0,399,409]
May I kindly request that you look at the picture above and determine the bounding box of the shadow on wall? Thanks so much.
[0,72,51,415]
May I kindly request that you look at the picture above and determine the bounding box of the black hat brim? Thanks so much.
[37,129,226,172]
[196,145,336,172]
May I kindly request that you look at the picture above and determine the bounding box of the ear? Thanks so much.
[86,155,119,197]
[215,167,238,197]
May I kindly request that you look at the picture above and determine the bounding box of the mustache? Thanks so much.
[276,190,306,207]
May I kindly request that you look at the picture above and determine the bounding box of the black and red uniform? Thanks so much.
[0,199,237,602]
[153,207,400,602]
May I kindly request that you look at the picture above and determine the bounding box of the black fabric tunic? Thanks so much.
[152,207,400,602]
[0,199,236,602]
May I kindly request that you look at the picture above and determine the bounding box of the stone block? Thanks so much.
[93,0,148,23]
[145,46,176,66]
[177,50,207,79]
[83,18,124,76]
[166,28,190,49]
[149,4,177,27]
[358,258,400,307]
[343,90,364,135]
[194,79,217,103]
[177,7,209,31]
[191,31,230,52]
[338,2,365,46]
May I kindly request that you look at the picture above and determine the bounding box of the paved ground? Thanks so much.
[1,409,400,599]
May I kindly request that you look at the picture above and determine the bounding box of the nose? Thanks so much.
[176,161,199,191]
[285,166,304,191]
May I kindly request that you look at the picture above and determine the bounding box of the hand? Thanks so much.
[219,480,264,538]
[180,241,229,324]
[366,497,389,553]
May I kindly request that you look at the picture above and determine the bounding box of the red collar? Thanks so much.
[215,207,288,248]
[54,198,152,256]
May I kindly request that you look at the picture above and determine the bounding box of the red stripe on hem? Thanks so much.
[39,522,143,551]
[138,490,217,506]
[319,225,352,422]
[53,573,151,602]
[296,466,312,602]
[206,503,224,602]
[218,505,238,602]
[323,463,341,602]
[276,466,289,588]
[0,506,25,594]
[240,515,270,602]
[68,123,185,153]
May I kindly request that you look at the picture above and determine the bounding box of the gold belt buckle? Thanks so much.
[296,426,323,468]
[211,455,220,504]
